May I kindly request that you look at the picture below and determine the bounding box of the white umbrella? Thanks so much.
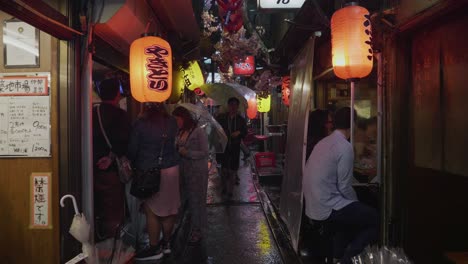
[60,194,94,263]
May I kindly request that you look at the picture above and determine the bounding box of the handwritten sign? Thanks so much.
[30,173,52,229]
[0,80,50,157]
[0,76,48,96]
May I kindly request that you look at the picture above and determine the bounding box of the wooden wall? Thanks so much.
[386,2,468,262]
[0,11,60,263]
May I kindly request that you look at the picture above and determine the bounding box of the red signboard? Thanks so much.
[233,56,255,75]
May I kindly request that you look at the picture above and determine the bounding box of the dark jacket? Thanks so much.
[216,112,247,170]
[128,115,179,170]
[92,103,130,166]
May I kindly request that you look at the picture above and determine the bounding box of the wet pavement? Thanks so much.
[132,157,290,264]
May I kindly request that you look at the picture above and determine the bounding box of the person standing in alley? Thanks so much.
[128,103,180,261]
[216,97,247,201]
[93,78,130,241]
[302,107,378,264]
[173,106,209,243]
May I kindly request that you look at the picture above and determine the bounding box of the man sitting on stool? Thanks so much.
[302,107,378,264]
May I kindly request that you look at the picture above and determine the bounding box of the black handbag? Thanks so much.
[130,124,168,199]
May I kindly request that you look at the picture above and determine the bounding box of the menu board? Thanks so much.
[0,76,50,157]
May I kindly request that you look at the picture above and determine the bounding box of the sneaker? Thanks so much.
[162,240,171,254]
[134,244,163,261]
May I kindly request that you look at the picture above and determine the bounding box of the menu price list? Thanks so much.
[0,96,50,157]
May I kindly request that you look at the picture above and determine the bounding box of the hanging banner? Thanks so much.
[233,56,255,76]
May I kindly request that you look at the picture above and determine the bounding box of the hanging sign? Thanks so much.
[30,172,52,229]
[233,56,255,76]
[130,36,172,102]
[257,94,271,113]
[258,0,306,9]
[281,76,290,106]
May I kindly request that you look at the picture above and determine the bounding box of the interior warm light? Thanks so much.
[130,35,172,102]
[257,95,271,113]
[331,4,373,80]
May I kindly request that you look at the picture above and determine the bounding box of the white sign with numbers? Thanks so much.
[258,0,306,9]
[0,75,51,157]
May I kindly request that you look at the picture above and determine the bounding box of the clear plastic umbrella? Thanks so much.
[177,103,228,153]
[225,82,256,100]
[199,83,249,111]
[60,194,94,263]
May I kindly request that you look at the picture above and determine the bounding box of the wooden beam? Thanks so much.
[0,0,81,40]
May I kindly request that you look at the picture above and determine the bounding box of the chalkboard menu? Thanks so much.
[0,76,50,157]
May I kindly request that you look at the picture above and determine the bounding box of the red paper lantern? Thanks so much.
[233,56,255,76]
[217,0,243,33]
[130,35,172,102]
[331,4,373,80]
[281,76,290,106]
[247,97,258,119]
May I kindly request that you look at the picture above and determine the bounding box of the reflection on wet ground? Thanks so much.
[203,205,282,264]
[135,158,285,264]
[207,159,259,204]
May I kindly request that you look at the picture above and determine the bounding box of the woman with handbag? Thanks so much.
[128,103,180,261]
[172,106,209,244]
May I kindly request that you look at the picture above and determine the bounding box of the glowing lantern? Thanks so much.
[331,4,373,80]
[233,56,255,76]
[246,97,258,119]
[217,0,244,33]
[130,35,172,102]
[178,61,205,91]
[257,95,271,113]
[168,64,184,103]
[281,76,290,106]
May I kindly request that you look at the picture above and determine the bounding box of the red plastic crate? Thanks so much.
[255,152,276,168]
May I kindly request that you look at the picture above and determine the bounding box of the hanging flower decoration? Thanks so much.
[201,11,221,37]
[252,70,282,98]
[212,27,261,72]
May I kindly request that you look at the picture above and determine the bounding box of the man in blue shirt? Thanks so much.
[303,107,378,264]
